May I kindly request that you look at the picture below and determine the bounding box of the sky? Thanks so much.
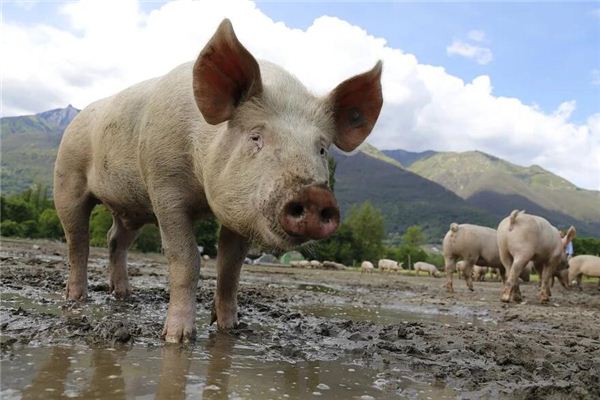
[1,0,599,190]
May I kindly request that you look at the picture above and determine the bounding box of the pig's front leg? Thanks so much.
[212,226,250,330]
[159,214,200,343]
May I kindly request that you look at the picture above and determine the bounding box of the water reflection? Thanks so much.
[2,331,456,399]
[156,345,192,400]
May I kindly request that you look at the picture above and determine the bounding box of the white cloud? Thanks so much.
[446,40,493,65]
[1,0,599,190]
[467,29,486,42]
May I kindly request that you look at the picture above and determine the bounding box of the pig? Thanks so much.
[472,265,488,281]
[310,260,322,268]
[414,261,440,277]
[568,255,600,290]
[443,223,506,292]
[53,19,383,343]
[378,259,400,272]
[497,210,575,303]
[360,261,375,273]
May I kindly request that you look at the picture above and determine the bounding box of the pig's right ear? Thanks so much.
[329,61,383,152]
[193,19,263,125]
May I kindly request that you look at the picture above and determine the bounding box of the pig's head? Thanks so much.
[193,19,383,249]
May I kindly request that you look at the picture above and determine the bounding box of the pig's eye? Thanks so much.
[320,147,328,157]
[249,133,263,151]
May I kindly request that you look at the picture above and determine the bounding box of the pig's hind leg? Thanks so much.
[107,216,140,299]
[212,226,250,330]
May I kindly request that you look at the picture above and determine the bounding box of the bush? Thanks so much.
[1,220,23,237]
[90,206,113,247]
[1,196,36,223]
[134,225,162,253]
[38,209,64,239]
[20,220,38,238]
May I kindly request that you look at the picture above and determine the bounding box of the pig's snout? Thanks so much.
[279,185,340,241]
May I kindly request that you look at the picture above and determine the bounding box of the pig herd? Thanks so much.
[442,210,600,304]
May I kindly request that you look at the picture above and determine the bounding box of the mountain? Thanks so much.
[1,105,80,193]
[408,150,600,236]
[333,148,497,241]
[382,149,437,167]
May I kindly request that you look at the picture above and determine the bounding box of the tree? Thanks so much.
[402,225,425,247]
[345,201,385,262]
[89,205,113,247]
[39,209,64,239]
[194,217,219,256]
[134,225,162,253]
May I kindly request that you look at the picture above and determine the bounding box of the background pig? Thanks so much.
[414,261,440,277]
[379,259,400,272]
[568,255,600,290]
[53,19,383,343]
[473,265,488,281]
[443,223,505,292]
[497,210,575,303]
[360,261,375,273]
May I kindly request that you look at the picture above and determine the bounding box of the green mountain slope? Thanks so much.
[333,150,497,241]
[1,105,79,193]
[382,149,437,167]
[408,150,600,235]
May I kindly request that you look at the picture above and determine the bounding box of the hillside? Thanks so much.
[333,150,497,241]
[409,151,600,236]
[1,105,79,193]
[382,149,437,167]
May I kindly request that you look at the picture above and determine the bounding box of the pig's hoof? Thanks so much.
[65,283,87,301]
[539,295,550,304]
[110,281,131,300]
[214,301,239,330]
[162,319,197,343]
[500,290,511,303]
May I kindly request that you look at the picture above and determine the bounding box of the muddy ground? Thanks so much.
[1,238,599,399]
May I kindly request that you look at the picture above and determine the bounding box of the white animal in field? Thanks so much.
[360,261,375,273]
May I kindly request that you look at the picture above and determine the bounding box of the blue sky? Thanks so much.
[256,1,600,123]
[5,1,597,122]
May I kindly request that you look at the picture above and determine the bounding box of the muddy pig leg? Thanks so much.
[107,216,140,299]
[211,226,250,329]
[444,257,456,293]
[501,257,529,303]
[159,213,200,343]
[539,264,555,303]
[54,174,96,301]
[462,260,475,291]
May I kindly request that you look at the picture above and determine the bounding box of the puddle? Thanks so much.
[1,337,456,399]
[300,302,494,327]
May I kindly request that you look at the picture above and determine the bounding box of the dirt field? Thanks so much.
[1,238,599,399]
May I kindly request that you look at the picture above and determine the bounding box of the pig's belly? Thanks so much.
[88,168,156,229]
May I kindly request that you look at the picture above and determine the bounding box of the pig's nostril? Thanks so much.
[320,207,337,223]
[286,202,305,218]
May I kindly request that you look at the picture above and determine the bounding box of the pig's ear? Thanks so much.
[329,61,383,152]
[563,226,576,248]
[193,19,263,125]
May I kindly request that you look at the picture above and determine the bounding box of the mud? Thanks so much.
[1,238,600,399]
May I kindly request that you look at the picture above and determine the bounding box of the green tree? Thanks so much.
[194,217,219,256]
[134,225,162,253]
[573,237,600,256]
[89,205,113,247]
[39,209,64,239]
[0,196,36,223]
[402,225,425,247]
[345,201,385,262]
[1,220,23,237]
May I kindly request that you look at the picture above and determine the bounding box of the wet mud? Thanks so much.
[1,238,600,399]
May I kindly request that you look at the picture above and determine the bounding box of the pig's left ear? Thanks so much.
[328,61,383,152]
[193,19,263,125]
[563,226,576,247]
